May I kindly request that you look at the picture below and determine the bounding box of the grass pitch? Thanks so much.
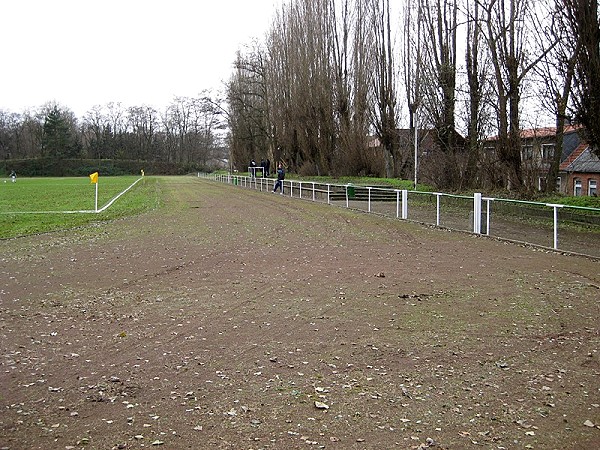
[0,176,160,239]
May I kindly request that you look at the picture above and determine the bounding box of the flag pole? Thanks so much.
[89,172,99,212]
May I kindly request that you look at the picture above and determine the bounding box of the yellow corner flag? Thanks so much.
[89,172,99,184]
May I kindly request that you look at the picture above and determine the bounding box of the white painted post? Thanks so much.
[402,190,408,219]
[312,182,315,201]
[94,182,98,213]
[473,192,482,234]
[367,187,372,212]
[327,184,331,204]
[547,204,564,250]
[553,206,559,249]
[346,185,349,208]
[436,193,441,226]
[486,198,492,235]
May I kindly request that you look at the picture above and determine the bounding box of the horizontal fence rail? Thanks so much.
[204,173,600,258]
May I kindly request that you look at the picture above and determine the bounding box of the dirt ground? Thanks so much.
[1,177,599,450]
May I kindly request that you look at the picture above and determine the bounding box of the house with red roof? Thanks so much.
[559,140,600,196]
[485,126,599,195]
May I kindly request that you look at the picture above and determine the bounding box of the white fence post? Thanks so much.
[436,193,441,226]
[402,190,408,219]
[547,203,564,250]
[484,197,493,235]
[346,186,349,208]
[473,192,482,234]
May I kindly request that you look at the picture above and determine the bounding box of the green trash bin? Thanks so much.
[233,178,238,186]
[346,184,355,199]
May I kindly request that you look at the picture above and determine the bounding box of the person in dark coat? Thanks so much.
[273,164,285,194]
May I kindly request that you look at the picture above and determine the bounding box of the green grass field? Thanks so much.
[0,176,161,239]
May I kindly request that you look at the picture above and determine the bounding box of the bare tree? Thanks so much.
[264,0,365,176]
[462,0,496,189]
[227,47,272,171]
[368,0,399,178]
[329,0,366,175]
[403,1,424,185]
[464,0,484,186]
[0,111,24,159]
[419,0,462,189]
[533,2,579,192]
[478,0,553,191]
[564,0,600,154]
[82,105,113,159]
[126,105,158,161]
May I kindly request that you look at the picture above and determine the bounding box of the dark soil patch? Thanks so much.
[1,177,599,449]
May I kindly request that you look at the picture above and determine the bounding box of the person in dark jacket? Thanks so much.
[259,159,265,176]
[273,164,285,194]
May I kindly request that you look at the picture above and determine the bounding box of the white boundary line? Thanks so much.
[0,177,143,215]
[97,177,143,212]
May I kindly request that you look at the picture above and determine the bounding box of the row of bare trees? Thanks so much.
[0,94,226,168]
[227,0,599,192]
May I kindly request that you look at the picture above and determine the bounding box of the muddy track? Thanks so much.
[1,177,599,449]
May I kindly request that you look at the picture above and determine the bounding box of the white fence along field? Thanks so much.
[207,174,600,259]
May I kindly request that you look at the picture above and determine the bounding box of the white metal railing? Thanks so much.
[204,173,600,257]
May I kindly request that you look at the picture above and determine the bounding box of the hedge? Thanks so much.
[0,158,209,177]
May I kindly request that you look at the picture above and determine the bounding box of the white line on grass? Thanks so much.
[0,177,143,214]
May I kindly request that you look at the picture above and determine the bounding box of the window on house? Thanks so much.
[522,145,533,160]
[541,143,555,160]
[574,178,582,196]
[589,179,597,197]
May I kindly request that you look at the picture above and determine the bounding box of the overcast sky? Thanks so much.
[0,0,281,117]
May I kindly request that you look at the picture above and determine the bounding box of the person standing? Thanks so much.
[10,170,16,183]
[273,163,285,194]
[265,159,271,177]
